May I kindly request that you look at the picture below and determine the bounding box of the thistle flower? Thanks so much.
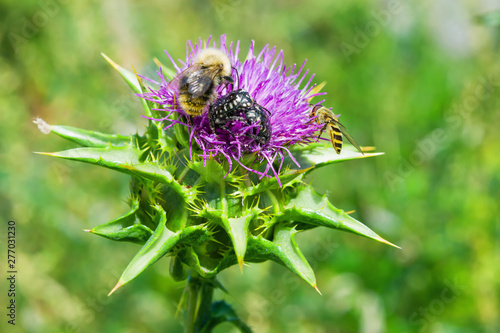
[140,35,325,182]
[36,35,397,333]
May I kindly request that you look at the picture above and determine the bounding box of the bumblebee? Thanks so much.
[310,105,363,154]
[209,89,272,144]
[175,48,234,116]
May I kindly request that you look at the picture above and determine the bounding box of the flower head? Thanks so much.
[140,35,324,181]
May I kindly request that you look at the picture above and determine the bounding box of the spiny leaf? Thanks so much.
[36,146,143,173]
[173,112,190,149]
[235,167,310,197]
[201,301,252,333]
[86,201,152,244]
[198,207,257,269]
[169,254,188,282]
[273,186,399,248]
[37,145,141,167]
[110,206,212,294]
[272,225,318,291]
[109,205,169,294]
[245,226,318,290]
[132,66,154,118]
[102,53,140,94]
[37,146,195,209]
[121,163,196,203]
[288,142,383,175]
[175,225,319,285]
[176,246,236,278]
[226,215,253,270]
[189,158,238,184]
[49,125,131,148]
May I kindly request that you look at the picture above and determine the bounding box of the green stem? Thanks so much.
[198,280,214,330]
[221,181,228,218]
[185,277,198,333]
[178,166,190,183]
[184,275,214,333]
[266,190,280,214]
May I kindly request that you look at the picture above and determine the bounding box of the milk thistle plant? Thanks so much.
[36,35,397,332]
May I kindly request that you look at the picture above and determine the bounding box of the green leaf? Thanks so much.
[121,163,196,203]
[110,205,170,293]
[38,138,194,206]
[169,254,188,282]
[225,215,253,269]
[36,146,143,172]
[245,226,318,291]
[174,225,318,286]
[176,247,213,277]
[173,111,191,149]
[122,162,195,231]
[102,53,141,94]
[288,143,383,175]
[201,301,252,333]
[236,167,310,197]
[199,208,257,269]
[189,158,237,184]
[49,125,131,148]
[132,66,155,118]
[274,186,399,248]
[176,245,236,278]
[86,201,152,244]
[110,206,211,294]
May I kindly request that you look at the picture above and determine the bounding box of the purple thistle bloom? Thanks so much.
[140,35,325,183]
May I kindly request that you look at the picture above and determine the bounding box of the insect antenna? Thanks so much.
[231,66,240,90]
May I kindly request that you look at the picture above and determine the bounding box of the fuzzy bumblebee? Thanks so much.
[175,48,234,116]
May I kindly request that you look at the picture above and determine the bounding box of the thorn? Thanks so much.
[101,53,120,70]
[345,210,355,215]
[108,281,123,296]
[379,238,401,249]
[131,65,143,86]
[153,57,164,68]
[361,152,385,158]
[82,229,92,233]
[361,146,376,152]
[238,258,244,273]
[33,152,55,156]
[313,284,322,295]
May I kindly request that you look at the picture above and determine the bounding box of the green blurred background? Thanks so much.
[1,0,499,332]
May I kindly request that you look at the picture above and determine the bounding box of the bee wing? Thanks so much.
[164,66,193,92]
[187,66,221,98]
[333,119,364,154]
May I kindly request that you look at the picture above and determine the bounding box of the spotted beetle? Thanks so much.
[209,89,272,144]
